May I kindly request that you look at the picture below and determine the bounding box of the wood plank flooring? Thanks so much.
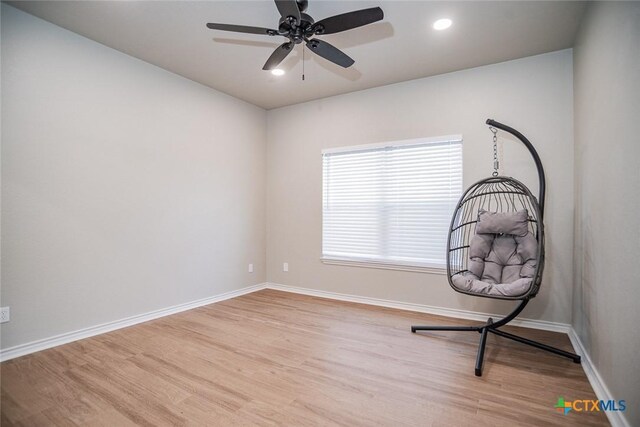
[1,289,608,426]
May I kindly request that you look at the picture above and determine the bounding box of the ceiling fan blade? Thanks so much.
[206,23,278,36]
[274,0,301,22]
[306,39,354,68]
[263,42,295,70]
[311,7,384,35]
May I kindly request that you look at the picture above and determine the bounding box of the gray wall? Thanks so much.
[267,50,575,323]
[0,5,267,350]
[573,2,640,425]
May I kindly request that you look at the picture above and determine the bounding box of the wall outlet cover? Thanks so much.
[0,307,10,323]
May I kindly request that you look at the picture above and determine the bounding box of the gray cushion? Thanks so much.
[452,209,538,297]
[475,209,529,237]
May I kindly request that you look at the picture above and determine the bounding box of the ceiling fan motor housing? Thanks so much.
[279,13,315,43]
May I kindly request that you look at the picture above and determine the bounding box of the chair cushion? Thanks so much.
[475,209,529,236]
[452,210,538,297]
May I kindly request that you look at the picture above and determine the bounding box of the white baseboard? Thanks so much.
[568,328,630,427]
[264,282,571,333]
[1,282,568,363]
[0,283,267,362]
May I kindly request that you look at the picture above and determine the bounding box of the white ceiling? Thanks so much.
[8,1,586,109]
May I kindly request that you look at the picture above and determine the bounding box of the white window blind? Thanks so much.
[322,136,463,270]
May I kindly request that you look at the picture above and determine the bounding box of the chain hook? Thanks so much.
[489,127,499,177]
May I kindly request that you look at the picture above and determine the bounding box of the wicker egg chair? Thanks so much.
[411,119,581,376]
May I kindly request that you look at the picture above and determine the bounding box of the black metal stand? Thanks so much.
[411,299,581,376]
[411,119,581,376]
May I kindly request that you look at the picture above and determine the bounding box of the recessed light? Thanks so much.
[433,18,452,31]
[271,69,285,76]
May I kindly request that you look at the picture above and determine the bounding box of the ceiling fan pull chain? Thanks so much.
[302,43,305,81]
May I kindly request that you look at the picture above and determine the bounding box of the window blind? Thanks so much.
[322,137,463,269]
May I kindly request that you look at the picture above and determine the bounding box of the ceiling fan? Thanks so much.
[206,0,384,71]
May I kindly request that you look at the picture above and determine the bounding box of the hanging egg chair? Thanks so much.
[411,119,581,376]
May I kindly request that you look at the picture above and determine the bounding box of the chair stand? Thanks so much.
[410,300,581,376]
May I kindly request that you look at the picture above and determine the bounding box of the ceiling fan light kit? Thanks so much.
[206,0,383,72]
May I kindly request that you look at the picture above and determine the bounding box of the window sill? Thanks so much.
[320,257,446,275]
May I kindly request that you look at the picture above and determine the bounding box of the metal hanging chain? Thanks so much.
[490,126,499,177]
[302,43,305,81]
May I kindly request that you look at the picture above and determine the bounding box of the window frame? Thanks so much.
[320,135,463,274]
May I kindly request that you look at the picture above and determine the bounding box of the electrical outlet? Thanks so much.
[283,262,289,272]
[0,307,10,324]
[248,263,254,273]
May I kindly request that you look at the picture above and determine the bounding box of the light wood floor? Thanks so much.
[1,289,608,426]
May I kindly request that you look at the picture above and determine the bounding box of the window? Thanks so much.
[322,136,463,271]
